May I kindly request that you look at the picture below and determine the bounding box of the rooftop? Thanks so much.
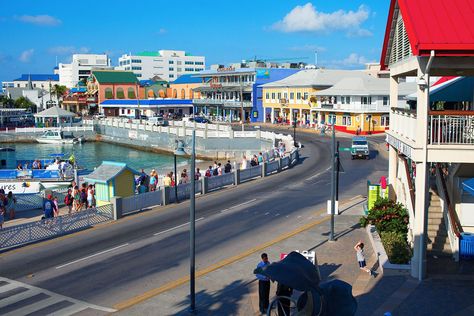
[315,76,416,96]
[260,69,367,88]
[83,161,139,184]
[136,51,162,57]
[92,71,139,84]
[171,74,202,84]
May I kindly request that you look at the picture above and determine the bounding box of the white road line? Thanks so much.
[55,243,129,269]
[219,198,257,213]
[275,213,280,217]
[264,212,270,216]
[305,166,331,181]
[153,217,204,236]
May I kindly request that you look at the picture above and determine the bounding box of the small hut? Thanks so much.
[83,161,140,206]
[34,106,76,127]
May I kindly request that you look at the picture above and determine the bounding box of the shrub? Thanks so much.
[360,198,409,235]
[380,231,412,264]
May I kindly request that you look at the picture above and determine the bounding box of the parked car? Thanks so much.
[93,113,106,119]
[192,116,210,124]
[147,116,169,126]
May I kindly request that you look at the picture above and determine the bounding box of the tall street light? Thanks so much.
[293,112,297,147]
[174,140,186,202]
[189,129,196,313]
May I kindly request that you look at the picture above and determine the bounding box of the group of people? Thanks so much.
[203,160,233,178]
[0,190,16,229]
[45,182,96,219]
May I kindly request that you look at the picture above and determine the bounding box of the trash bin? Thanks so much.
[460,232,474,259]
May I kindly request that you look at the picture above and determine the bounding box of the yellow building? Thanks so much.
[313,76,415,134]
[83,161,140,206]
[261,69,367,124]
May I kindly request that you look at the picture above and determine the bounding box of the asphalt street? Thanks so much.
[0,128,388,312]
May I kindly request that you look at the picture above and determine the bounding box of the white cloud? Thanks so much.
[48,46,90,55]
[19,49,34,63]
[324,53,375,69]
[16,15,61,26]
[272,3,371,37]
[288,44,326,52]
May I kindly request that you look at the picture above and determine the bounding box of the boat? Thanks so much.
[36,130,82,144]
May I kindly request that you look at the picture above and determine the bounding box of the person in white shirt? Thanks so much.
[241,155,248,170]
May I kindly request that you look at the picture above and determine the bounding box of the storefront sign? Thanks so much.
[217,67,235,72]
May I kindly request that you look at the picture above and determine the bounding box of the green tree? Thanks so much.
[51,84,68,105]
[14,96,36,112]
[0,95,15,108]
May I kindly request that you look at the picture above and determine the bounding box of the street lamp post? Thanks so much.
[189,129,196,313]
[329,117,336,242]
[293,113,297,147]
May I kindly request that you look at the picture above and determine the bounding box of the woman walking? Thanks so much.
[6,191,16,220]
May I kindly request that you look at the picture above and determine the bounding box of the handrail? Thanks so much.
[391,107,417,115]
[436,164,462,238]
[429,110,474,116]
[400,155,416,212]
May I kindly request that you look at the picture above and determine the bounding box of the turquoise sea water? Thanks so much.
[9,142,191,173]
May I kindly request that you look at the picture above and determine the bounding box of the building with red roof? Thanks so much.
[381,0,474,280]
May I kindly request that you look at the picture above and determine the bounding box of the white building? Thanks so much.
[9,74,59,89]
[116,50,205,82]
[58,54,111,88]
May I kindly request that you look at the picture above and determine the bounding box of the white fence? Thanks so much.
[240,165,262,182]
[429,114,474,145]
[0,204,113,250]
[208,172,234,191]
[15,187,69,212]
[122,189,163,215]
[1,126,94,134]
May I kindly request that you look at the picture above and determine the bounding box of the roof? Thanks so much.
[34,106,76,118]
[171,74,202,84]
[405,76,474,102]
[13,74,59,82]
[137,51,161,57]
[100,99,193,108]
[260,69,367,88]
[69,87,87,94]
[315,75,416,96]
[83,161,140,184]
[381,0,474,69]
[92,71,138,84]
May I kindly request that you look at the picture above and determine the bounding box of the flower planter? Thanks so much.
[366,225,411,275]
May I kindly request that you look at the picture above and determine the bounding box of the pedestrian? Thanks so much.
[276,282,293,316]
[195,168,201,181]
[5,191,16,220]
[258,152,264,164]
[163,173,172,187]
[0,193,5,229]
[52,196,59,217]
[217,163,223,176]
[149,170,157,191]
[205,166,212,177]
[73,185,81,211]
[64,188,74,214]
[87,184,95,208]
[241,155,248,170]
[180,169,189,184]
[256,253,271,314]
[224,160,232,173]
[80,183,88,210]
[43,194,56,219]
[170,171,176,187]
[354,241,376,277]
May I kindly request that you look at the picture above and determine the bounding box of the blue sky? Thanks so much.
[0,0,391,83]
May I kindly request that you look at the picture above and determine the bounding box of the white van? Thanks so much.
[147,116,168,126]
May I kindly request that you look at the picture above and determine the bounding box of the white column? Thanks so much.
[411,66,430,281]
[289,110,293,123]
[299,108,303,125]
[388,74,400,193]
[388,146,398,198]
[271,107,275,123]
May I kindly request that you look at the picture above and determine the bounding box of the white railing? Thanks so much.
[234,131,257,138]
[1,126,94,134]
[429,113,474,145]
[0,204,114,250]
[240,165,262,182]
[122,189,163,215]
[15,187,69,212]
[266,160,279,174]
[390,108,417,143]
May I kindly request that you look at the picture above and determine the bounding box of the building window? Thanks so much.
[195,61,204,65]
[383,96,389,106]
[185,68,194,72]
[290,92,294,100]
[127,109,131,114]
[169,67,174,71]
[342,115,352,126]
[297,92,301,100]
[361,96,372,105]
[169,61,174,64]
[132,66,142,70]
[271,92,276,100]
[170,74,174,78]
[128,87,135,99]
[277,92,281,100]
[341,96,351,104]
[195,68,203,71]
[327,114,336,125]
[381,115,390,126]
[185,61,194,65]
[105,88,113,99]
[303,92,308,100]
[284,92,288,99]
[177,61,182,65]
[116,87,125,99]
[265,92,269,100]
[132,59,142,63]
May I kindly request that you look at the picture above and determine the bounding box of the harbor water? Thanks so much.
[10,142,192,172]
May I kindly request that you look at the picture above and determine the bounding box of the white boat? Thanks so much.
[36,130,81,144]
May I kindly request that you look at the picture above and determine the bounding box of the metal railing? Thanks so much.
[208,172,234,190]
[429,112,474,145]
[0,126,94,134]
[122,189,163,215]
[15,187,69,212]
[240,165,262,182]
[0,204,113,250]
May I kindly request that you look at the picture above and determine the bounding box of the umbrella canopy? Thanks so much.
[462,178,474,196]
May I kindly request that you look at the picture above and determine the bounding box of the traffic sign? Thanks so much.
[340,147,351,151]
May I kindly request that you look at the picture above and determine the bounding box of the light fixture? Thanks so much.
[174,140,187,156]
[418,76,427,91]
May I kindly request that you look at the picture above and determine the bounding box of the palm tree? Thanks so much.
[51,84,68,106]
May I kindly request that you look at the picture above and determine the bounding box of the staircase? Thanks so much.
[427,190,452,256]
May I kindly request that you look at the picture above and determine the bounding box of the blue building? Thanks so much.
[193,67,299,123]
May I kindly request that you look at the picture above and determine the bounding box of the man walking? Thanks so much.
[256,253,271,314]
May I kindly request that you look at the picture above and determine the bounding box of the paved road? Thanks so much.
[0,128,387,313]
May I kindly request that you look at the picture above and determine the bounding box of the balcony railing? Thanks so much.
[317,103,390,112]
[200,82,253,88]
[429,111,474,145]
[390,108,417,143]
[193,99,252,108]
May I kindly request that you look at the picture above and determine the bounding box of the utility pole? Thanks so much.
[329,118,336,241]
[136,82,141,124]
[336,141,340,201]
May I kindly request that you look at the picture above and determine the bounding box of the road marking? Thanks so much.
[153,217,204,236]
[305,166,331,181]
[264,212,270,216]
[113,210,332,311]
[55,243,129,269]
[275,213,280,217]
[219,198,257,213]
